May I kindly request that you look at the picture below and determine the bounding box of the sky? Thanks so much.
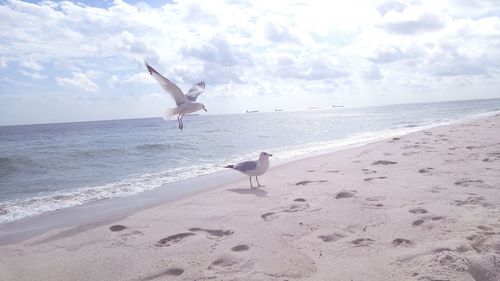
[1,0,500,125]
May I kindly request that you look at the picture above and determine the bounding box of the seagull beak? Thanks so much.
[269,154,273,157]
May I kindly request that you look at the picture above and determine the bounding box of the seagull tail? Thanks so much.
[163,108,179,120]
[224,165,234,169]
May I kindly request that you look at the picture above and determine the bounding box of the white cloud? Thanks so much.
[361,65,384,80]
[56,72,100,92]
[19,58,44,71]
[20,70,46,80]
[108,72,155,87]
[264,21,300,44]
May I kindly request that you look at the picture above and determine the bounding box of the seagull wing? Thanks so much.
[234,161,257,172]
[145,62,188,106]
[185,81,206,102]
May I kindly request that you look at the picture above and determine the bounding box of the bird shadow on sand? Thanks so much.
[227,188,268,197]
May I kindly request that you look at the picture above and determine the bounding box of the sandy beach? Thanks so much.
[1,114,499,281]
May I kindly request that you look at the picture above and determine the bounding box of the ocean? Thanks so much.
[1,98,499,224]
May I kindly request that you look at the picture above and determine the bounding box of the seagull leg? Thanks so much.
[177,115,182,130]
[178,115,184,130]
[256,176,263,187]
[249,176,254,188]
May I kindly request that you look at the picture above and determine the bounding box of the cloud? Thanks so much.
[275,53,350,80]
[376,1,408,16]
[361,64,383,80]
[108,72,155,87]
[56,72,100,92]
[264,21,300,44]
[183,35,252,67]
[20,70,46,80]
[19,58,44,71]
[380,9,445,35]
[433,62,487,77]
[368,45,424,64]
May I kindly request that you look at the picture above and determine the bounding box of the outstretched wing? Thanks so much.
[145,62,188,106]
[185,81,206,102]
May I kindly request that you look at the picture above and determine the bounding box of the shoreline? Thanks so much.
[1,113,499,280]
[1,111,499,246]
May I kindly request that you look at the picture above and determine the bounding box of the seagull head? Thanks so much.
[259,152,273,160]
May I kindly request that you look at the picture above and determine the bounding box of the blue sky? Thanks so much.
[1,0,500,125]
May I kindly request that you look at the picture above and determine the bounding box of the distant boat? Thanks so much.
[274,109,283,112]
[308,107,320,110]
[246,110,258,113]
[332,105,344,108]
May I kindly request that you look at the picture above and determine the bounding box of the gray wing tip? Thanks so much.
[144,62,154,75]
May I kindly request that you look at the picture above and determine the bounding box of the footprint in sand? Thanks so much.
[409,207,428,214]
[143,267,185,280]
[156,232,196,247]
[231,244,250,252]
[108,225,143,242]
[366,196,385,202]
[293,198,307,202]
[429,186,446,194]
[188,228,234,238]
[363,176,387,182]
[392,238,412,246]
[430,216,445,221]
[453,196,492,208]
[261,202,310,221]
[207,254,253,273]
[412,219,425,226]
[351,238,375,247]
[372,160,397,165]
[318,233,345,242]
[335,189,356,199]
[361,168,377,174]
[418,167,434,174]
[466,230,497,253]
[364,197,385,208]
[209,255,237,270]
[454,178,490,188]
[477,225,494,232]
[109,225,127,232]
[295,180,328,186]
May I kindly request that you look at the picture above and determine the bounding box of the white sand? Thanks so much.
[1,114,499,281]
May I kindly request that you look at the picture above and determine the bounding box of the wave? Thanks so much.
[0,162,225,224]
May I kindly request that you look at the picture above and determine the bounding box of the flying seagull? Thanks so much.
[145,62,207,130]
[225,152,272,188]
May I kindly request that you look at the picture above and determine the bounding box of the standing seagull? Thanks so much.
[225,152,272,188]
[145,62,207,130]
